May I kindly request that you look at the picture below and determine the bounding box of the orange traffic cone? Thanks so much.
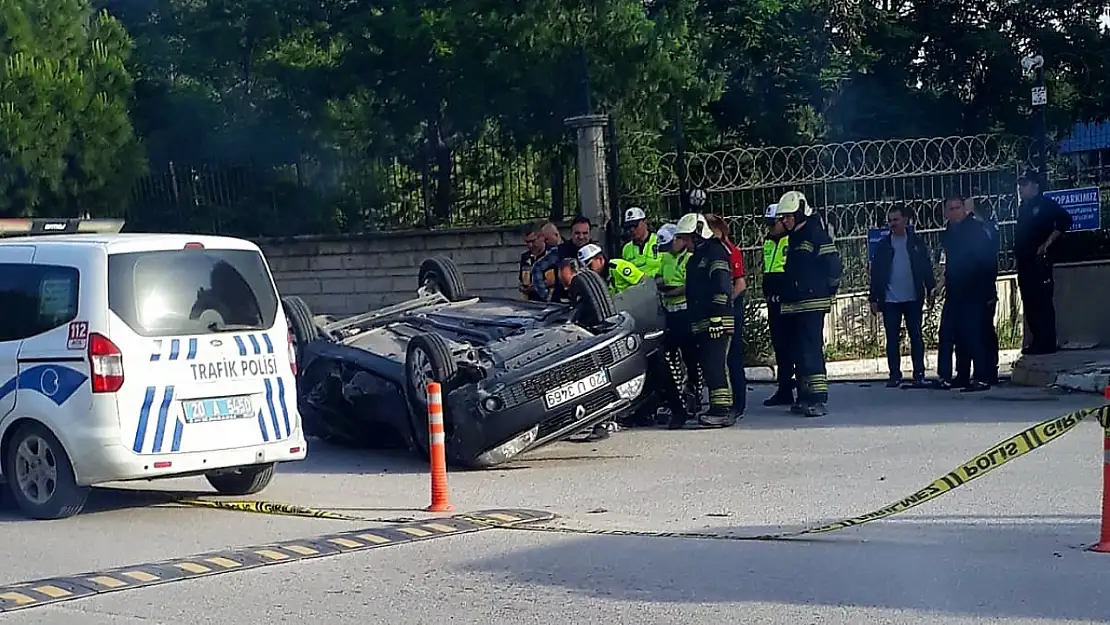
[425,381,454,513]
[1091,386,1110,553]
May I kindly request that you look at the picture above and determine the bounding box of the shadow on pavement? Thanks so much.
[0,485,216,523]
[461,514,1110,622]
[280,439,430,475]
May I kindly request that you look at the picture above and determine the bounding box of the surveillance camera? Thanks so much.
[1021,55,1044,72]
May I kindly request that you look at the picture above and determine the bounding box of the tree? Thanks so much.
[0,0,145,218]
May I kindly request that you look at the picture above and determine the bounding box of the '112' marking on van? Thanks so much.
[191,356,278,381]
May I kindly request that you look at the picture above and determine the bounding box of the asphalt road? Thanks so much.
[4,382,1110,624]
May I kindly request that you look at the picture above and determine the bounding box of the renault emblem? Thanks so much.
[575,405,586,419]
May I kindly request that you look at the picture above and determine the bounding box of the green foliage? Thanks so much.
[741,294,773,367]
[0,0,144,217]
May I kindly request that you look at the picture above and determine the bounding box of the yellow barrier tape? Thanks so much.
[172,406,1110,543]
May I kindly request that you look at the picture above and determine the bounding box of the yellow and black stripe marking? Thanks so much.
[0,508,553,614]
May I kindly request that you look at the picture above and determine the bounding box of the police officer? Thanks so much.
[656,223,700,429]
[937,196,996,392]
[760,203,796,407]
[578,243,646,295]
[675,212,736,428]
[622,207,663,278]
[1015,168,1072,355]
[774,191,841,418]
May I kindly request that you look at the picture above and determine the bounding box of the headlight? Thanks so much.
[616,373,646,400]
[483,396,503,412]
[624,335,638,351]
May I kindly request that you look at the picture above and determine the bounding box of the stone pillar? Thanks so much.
[564,114,611,230]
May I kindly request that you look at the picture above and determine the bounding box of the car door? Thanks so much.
[0,246,39,420]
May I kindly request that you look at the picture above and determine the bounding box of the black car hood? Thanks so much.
[482,324,596,373]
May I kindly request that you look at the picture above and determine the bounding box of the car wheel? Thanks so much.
[205,463,277,496]
[404,333,460,458]
[570,270,617,323]
[418,257,468,301]
[282,296,318,365]
[3,422,89,520]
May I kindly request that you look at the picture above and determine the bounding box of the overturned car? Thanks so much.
[286,257,654,468]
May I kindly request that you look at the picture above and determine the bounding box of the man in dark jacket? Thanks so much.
[868,206,936,388]
[937,197,997,392]
[774,191,842,417]
[1015,168,1072,355]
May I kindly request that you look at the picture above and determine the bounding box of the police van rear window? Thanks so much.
[108,248,279,338]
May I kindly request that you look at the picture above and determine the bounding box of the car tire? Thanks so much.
[418,257,468,301]
[404,333,460,458]
[205,463,277,496]
[570,270,617,323]
[2,422,89,520]
[282,296,317,365]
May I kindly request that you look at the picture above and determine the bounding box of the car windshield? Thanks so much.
[108,248,279,337]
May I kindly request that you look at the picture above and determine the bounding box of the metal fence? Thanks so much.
[615,134,1037,361]
[127,139,580,237]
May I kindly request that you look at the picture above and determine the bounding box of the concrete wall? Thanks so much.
[1053,260,1110,348]
[258,226,523,316]
[258,228,1025,346]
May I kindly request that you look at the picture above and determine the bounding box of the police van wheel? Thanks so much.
[404,333,459,459]
[3,422,88,520]
[570,271,616,323]
[418,257,468,301]
[205,463,276,496]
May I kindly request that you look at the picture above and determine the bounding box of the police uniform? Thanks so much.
[622,206,663,277]
[761,227,795,405]
[938,212,996,390]
[678,212,736,428]
[657,225,700,428]
[776,191,840,417]
[605,258,645,295]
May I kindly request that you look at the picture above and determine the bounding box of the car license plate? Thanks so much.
[543,370,609,410]
[182,395,254,424]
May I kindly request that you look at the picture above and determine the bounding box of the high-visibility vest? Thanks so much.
[607,258,645,295]
[659,250,691,312]
[762,237,788,273]
[622,233,662,278]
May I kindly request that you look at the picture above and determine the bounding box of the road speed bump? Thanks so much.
[0,508,553,613]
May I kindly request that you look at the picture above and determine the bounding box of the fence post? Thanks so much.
[565,113,612,238]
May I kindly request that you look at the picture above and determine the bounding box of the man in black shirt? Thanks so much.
[1014,168,1072,355]
[938,199,996,392]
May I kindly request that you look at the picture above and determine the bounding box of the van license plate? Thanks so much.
[183,396,254,423]
[543,370,609,410]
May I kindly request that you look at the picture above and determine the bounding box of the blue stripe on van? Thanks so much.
[234,336,247,356]
[171,418,184,452]
[264,378,282,440]
[257,409,270,442]
[262,334,274,354]
[168,339,181,361]
[132,386,157,453]
[277,377,291,438]
[248,334,262,355]
[151,386,176,453]
[150,340,163,362]
[186,338,198,361]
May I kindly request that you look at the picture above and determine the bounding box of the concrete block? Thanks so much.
[455,248,494,265]
[386,235,426,253]
[274,278,322,296]
[308,255,346,271]
[378,251,418,269]
[317,240,352,256]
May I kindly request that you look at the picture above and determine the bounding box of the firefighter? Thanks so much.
[760,203,796,407]
[774,191,841,418]
[578,243,646,295]
[621,207,663,278]
[675,212,736,428]
[655,223,700,429]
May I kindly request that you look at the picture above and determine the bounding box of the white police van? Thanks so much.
[0,219,307,519]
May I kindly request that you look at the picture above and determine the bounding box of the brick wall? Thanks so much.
[258,226,523,316]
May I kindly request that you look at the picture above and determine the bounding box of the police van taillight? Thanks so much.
[88,333,125,393]
[287,328,297,376]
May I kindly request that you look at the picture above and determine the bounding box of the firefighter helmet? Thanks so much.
[674,212,713,239]
[776,191,813,217]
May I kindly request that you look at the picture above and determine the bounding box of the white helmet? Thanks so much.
[674,212,713,239]
[656,223,677,247]
[577,243,604,265]
[623,206,647,225]
[776,191,813,217]
[764,203,779,218]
